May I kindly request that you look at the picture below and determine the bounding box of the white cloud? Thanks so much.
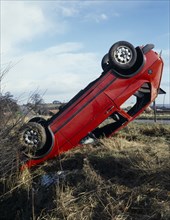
[1,1,66,54]
[2,42,100,103]
[56,5,79,17]
[1,1,101,103]
[100,13,108,21]
[84,13,109,23]
[1,0,169,105]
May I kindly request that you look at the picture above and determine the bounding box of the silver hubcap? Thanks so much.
[114,46,132,64]
[24,129,39,149]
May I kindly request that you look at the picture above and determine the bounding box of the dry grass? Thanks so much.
[0,122,170,220]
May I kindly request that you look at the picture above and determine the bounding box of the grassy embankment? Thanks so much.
[0,120,170,220]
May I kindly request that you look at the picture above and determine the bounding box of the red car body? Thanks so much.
[21,43,164,169]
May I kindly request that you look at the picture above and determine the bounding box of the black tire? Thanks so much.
[101,53,110,71]
[109,41,137,70]
[19,122,46,157]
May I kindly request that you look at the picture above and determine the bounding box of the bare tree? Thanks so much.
[0,64,22,176]
[27,93,47,115]
[0,62,15,95]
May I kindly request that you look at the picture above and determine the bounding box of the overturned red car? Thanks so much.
[19,41,164,169]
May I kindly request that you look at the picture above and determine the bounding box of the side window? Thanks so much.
[121,83,151,116]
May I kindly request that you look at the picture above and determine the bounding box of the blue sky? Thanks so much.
[1,0,170,104]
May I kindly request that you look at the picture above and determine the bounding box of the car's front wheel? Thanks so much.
[109,41,137,70]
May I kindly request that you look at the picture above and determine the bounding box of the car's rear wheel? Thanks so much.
[101,53,110,71]
[19,122,46,157]
[109,41,137,70]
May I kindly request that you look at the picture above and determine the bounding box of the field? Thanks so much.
[0,120,170,220]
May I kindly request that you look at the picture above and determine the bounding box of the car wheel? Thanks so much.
[109,41,137,70]
[101,53,110,71]
[19,122,46,157]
